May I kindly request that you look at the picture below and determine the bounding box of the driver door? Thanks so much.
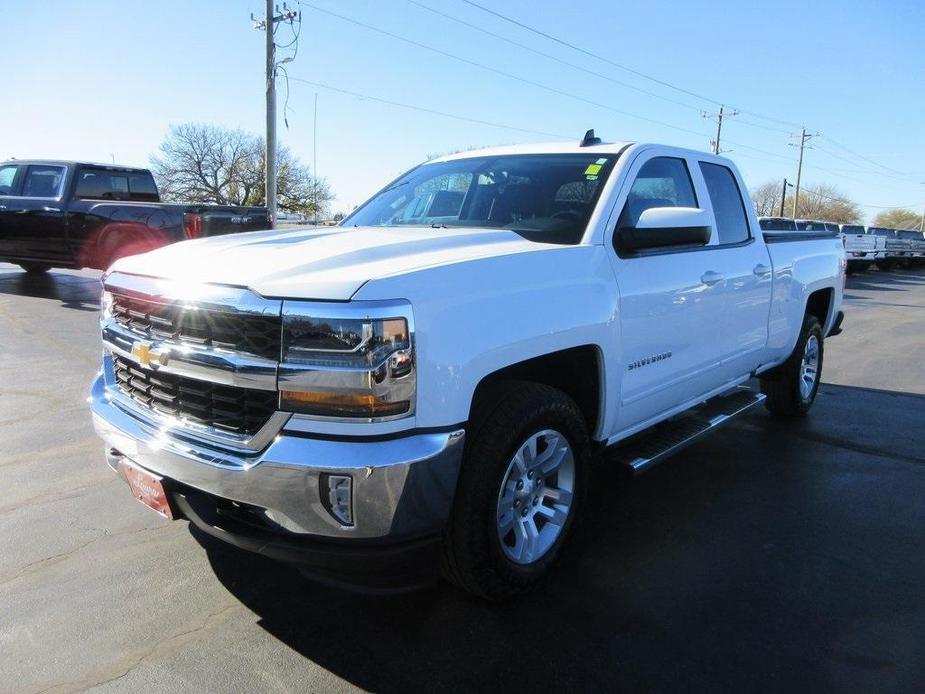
[606,152,728,432]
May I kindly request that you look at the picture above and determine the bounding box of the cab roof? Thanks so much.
[1,159,148,172]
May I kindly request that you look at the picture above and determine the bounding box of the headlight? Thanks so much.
[100,290,114,320]
[279,301,415,421]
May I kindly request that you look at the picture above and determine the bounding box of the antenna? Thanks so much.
[580,129,602,147]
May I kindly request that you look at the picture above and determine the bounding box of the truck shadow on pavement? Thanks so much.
[197,383,924,693]
[0,266,101,311]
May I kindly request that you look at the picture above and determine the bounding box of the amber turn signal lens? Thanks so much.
[280,390,410,418]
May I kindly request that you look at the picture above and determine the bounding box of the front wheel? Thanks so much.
[760,314,824,417]
[442,382,590,600]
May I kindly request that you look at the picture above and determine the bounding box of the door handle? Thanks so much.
[753,264,772,277]
[41,206,61,213]
[700,271,724,286]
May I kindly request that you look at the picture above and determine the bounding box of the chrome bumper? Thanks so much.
[90,374,465,540]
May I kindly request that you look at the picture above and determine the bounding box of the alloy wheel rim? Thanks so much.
[496,429,575,565]
[800,334,820,400]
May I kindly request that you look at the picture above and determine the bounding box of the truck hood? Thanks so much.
[109,225,543,300]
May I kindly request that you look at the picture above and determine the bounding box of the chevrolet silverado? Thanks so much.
[90,134,845,598]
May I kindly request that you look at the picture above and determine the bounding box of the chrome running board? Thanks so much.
[610,387,766,474]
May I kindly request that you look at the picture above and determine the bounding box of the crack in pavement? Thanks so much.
[28,604,240,694]
[0,525,158,587]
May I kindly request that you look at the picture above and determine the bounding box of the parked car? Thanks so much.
[897,229,925,265]
[758,216,797,232]
[867,226,908,270]
[0,160,270,273]
[90,136,845,598]
[840,223,879,273]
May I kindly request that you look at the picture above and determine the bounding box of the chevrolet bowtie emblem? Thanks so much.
[130,341,167,369]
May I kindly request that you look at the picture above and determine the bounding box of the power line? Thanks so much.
[459,0,805,132]
[405,0,705,115]
[287,75,572,139]
[298,1,713,141]
[823,136,922,177]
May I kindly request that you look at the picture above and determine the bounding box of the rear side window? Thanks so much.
[620,157,697,227]
[75,168,159,201]
[0,164,18,195]
[699,162,750,245]
[22,165,66,198]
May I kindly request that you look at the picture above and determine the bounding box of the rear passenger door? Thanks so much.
[696,160,772,377]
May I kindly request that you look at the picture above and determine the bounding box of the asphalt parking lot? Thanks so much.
[1,263,923,693]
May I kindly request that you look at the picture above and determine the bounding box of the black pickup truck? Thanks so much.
[0,160,270,273]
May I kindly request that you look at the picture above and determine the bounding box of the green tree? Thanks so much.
[150,123,333,217]
[872,208,922,230]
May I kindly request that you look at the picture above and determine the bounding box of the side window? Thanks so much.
[22,165,66,198]
[699,162,751,245]
[0,165,18,195]
[620,157,697,228]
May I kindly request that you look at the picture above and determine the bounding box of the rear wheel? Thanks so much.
[19,262,51,274]
[442,382,590,600]
[760,314,823,417]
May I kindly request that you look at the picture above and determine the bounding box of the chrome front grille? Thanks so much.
[113,355,277,436]
[111,293,282,360]
[102,272,286,444]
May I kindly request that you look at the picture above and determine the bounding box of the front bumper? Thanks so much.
[90,373,465,544]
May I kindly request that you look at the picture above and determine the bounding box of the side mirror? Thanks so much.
[616,207,712,253]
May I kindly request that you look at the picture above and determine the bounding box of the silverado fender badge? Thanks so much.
[628,351,673,371]
[130,340,168,369]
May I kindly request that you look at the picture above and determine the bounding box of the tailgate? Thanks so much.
[191,207,272,237]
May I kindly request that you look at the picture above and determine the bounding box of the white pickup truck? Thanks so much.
[90,134,845,598]
[839,223,881,273]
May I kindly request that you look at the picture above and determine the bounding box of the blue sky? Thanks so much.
[3,0,924,221]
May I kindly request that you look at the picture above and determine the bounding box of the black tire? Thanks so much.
[760,314,824,417]
[442,381,590,600]
[877,259,895,272]
[845,261,858,276]
[19,262,51,274]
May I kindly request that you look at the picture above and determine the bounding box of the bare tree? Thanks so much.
[872,208,921,229]
[750,181,783,217]
[749,180,861,223]
[150,123,334,217]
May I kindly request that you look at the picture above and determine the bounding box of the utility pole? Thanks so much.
[790,128,818,218]
[313,92,318,226]
[252,2,299,227]
[702,104,738,155]
[265,0,277,226]
[779,178,789,217]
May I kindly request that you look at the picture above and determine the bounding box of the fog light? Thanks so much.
[320,473,353,526]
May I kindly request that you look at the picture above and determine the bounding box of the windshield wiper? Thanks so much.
[431,223,448,229]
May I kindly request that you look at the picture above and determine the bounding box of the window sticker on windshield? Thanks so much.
[586,175,598,181]
[596,158,608,165]
[584,163,603,176]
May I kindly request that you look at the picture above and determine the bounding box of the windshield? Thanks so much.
[342,153,619,245]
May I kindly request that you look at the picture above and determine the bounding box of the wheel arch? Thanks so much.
[469,345,605,441]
